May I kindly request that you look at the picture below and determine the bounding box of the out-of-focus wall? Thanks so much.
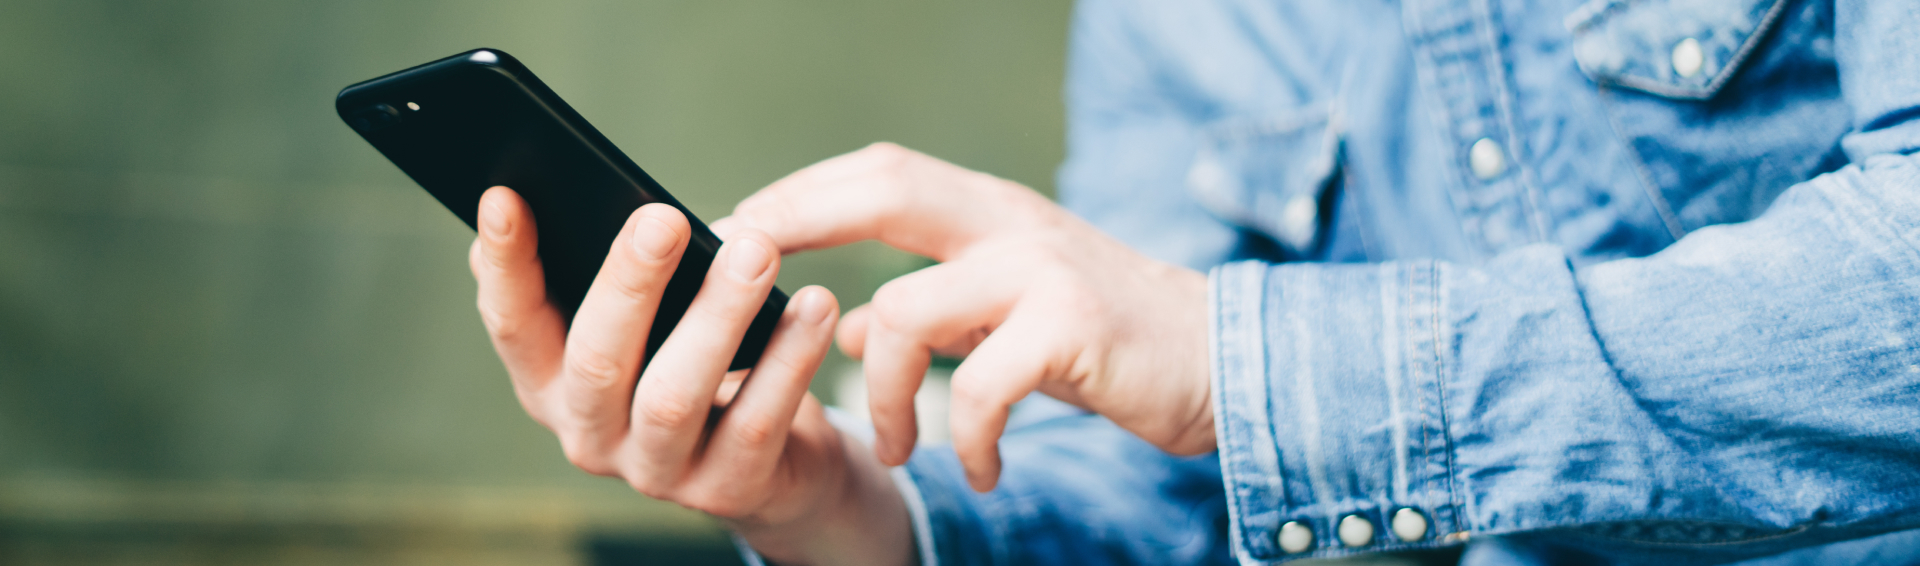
[0,1,1070,563]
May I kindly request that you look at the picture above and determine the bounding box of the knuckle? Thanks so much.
[626,475,674,501]
[1034,269,1102,317]
[764,198,800,234]
[614,263,667,298]
[475,299,506,331]
[734,190,780,220]
[948,378,1012,422]
[1055,282,1104,318]
[636,389,702,430]
[478,239,520,272]
[563,344,629,388]
[682,491,752,519]
[476,302,526,342]
[728,414,781,447]
[757,349,810,380]
[690,293,756,326]
[1008,187,1066,225]
[868,283,923,333]
[947,380,995,414]
[518,397,553,428]
[611,263,673,300]
[861,141,912,164]
[560,438,613,476]
[861,144,919,188]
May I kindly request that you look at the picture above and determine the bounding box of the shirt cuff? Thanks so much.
[1210,260,1465,563]
[733,407,939,566]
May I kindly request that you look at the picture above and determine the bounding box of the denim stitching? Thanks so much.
[1597,86,1690,241]
[1380,263,1410,503]
[1210,265,1252,560]
[1473,0,1553,244]
[1401,0,1492,262]
[1600,0,1792,100]
[1428,261,1467,535]
[1406,264,1432,513]
[1290,279,1336,525]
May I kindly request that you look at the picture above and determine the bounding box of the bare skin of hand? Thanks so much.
[714,142,1214,492]
[469,187,913,566]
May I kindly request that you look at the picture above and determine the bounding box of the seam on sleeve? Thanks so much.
[1211,261,1282,563]
[1421,260,1469,536]
[1380,263,1411,503]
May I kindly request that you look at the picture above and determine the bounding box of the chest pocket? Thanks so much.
[1185,106,1342,257]
[1566,0,1788,100]
[1565,0,1849,235]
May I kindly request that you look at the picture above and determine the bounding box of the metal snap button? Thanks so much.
[1469,138,1506,180]
[1279,195,1318,250]
[1338,514,1375,548]
[1391,508,1430,542]
[1278,521,1315,554]
[1672,37,1704,78]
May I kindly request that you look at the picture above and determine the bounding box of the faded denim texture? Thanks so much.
[777,0,1920,564]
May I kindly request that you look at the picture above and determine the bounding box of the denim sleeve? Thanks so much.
[1216,162,1920,563]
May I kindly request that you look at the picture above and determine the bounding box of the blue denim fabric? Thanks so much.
[815,0,1920,565]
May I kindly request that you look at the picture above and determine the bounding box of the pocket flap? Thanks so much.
[1566,0,1789,100]
[1186,106,1342,255]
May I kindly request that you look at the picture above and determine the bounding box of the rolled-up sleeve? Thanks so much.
[1212,150,1920,563]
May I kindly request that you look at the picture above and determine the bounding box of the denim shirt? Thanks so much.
[738,0,1920,564]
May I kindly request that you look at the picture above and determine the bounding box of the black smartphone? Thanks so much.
[336,48,785,372]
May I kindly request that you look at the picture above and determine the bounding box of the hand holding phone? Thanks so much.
[338,48,783,371]
[471,186,914,565]
[338,50,919,566]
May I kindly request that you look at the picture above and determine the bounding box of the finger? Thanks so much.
[472,187,566,389]
[712,369,750,408]
[835,304,872,360]
[946,300,1074,492]
[858,258,1031,466]
[630,230,782,481]
[838,301,982,361]
[694,286,839,496]
[552,203,691,466]
[718,142,1050,260]
[866,259,1026,356]
[862,315,930,467]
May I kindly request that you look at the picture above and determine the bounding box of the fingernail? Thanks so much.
[631,216,677,260]
[726,238,771,281]
[797,288,830,324]
[969,473,997,493]
[480,200,509,236]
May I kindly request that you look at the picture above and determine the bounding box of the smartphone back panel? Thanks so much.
[337,49,784,372]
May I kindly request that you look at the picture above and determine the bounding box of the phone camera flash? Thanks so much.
[406,102,421,111]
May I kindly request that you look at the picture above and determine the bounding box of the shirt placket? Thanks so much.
[1402,0,1547,256]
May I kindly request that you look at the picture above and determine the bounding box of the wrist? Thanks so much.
[734,429,916,566]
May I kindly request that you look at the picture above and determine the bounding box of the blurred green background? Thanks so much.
[0,1,1070,563]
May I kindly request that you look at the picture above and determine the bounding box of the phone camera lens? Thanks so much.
[350,104,402,133]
